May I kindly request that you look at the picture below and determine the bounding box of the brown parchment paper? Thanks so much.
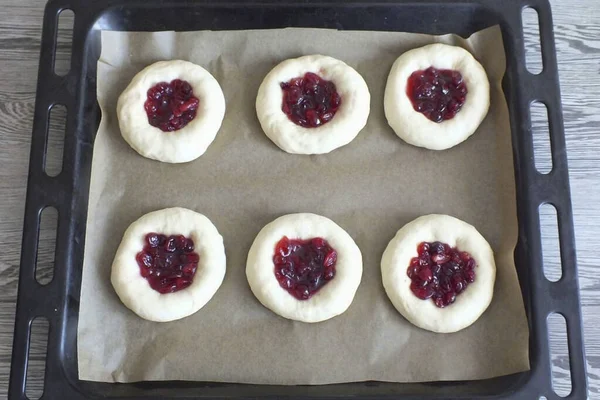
[77,26,530,384]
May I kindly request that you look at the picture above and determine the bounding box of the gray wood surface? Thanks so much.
[0,0,598,398]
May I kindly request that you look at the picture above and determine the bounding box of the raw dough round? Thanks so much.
[111,207,226,322]
[117,60,226,163]
[246,213,363,322]
[381,214,496,333]
[256,55,370,154]
[384,44,490,150]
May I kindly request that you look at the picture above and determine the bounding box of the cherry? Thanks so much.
[144,79,199,132]
[280,72,341,128]
[406,67,468,122]
[135,232,199,294]
[273,236,337,300]
[407,241,477,308]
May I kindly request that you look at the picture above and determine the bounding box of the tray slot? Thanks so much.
[25,318,49,400]
[548,313,572,397]
[539,203,561,282]
[54,9,74,76]
[522,6,543,74]
[9,316,32,400]
[531,101,552,174]
[35,207,58,285]
[545,107,567,186]
[44,105,66,177]
[536,0,560,78]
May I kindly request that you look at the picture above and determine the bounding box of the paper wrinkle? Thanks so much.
[78,26,529,384]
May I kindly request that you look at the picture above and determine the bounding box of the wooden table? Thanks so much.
[0,0,597,398]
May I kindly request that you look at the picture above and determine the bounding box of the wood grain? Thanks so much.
[0,0,598,398]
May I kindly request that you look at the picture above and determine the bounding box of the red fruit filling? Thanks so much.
[273,236,337,300]
[144,79,199,132]
[406,67,468,122]
[136,232,199,294]
[280,72,342,128]
[407,241,477,308]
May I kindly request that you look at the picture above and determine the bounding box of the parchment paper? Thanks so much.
[77,26,530,384]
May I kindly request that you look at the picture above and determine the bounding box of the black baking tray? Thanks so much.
[9,0,587,398]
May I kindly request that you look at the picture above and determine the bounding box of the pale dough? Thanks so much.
[384,44,490,150]
[117,60,226,163]
[111,207,226,322]
[381,214,496,333]
[256,55,370,154]
[246,213,363,323]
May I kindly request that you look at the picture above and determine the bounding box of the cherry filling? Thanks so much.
[144,79,200,132]
[136,233,199,294]
[273,236,337,300]
[406,67,468,123]
[280,72,342,128]
[407,241,477,308]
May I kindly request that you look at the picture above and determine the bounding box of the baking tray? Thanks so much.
[9,0,587,398]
